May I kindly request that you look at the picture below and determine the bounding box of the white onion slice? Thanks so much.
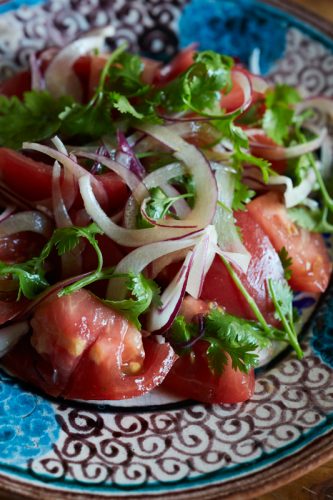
[230,70,253,113]
[75,151,143,194]
[0,321,29,357]
[0,206,16,223]
[137,124,217,225]
[23,142,105,203]
[246,127,327,160]
[0,211,53,238]
[107,229,208,300]
[250,74,269,94]
[267,169,316,208]
[45,26,115,100]
[296,96,333,120]
[186,225,217,298]
[51,135,69,155]
[80,175,202,246]
[52,161,72,228]
[147,251,194,333]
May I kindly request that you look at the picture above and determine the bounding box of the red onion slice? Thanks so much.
[0,206,16,223]
[0,211,53,238]
[0,321,29,357]
[137,124,217,226]
[75,151,144,194]
[52,161,72,228]
[267,169,316,208]
[296,96,333,120]
[45,26,115,100]
[186,225,217,298]
[107,229,207,300]
[80,174,203,246]
[147,251,194,333]
[246,127,327,160]
[116,131,146,179]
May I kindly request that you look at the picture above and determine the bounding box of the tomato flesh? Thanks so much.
[201,210,285,325]
[3,289,176,399]
[0,148,53,201]
[163,340,255,404]
[247,192,332,293]
[0,70,31,98]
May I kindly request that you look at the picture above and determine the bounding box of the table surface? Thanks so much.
[256,3,333,499]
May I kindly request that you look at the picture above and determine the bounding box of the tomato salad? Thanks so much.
[0,29,332,404]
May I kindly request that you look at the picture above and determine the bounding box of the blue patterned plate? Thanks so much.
[0,1,333,498]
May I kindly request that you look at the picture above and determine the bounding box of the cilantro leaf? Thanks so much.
[232,175,255,211]
[0,260,49,300]
[278,247,293,280]
[0,92,73,149]
[263,84,301,145]
[268,279,303,358]
[105,273,160,328]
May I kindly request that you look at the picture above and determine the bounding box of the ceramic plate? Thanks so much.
[0,0,333,498]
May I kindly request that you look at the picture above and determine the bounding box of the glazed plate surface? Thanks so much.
[0,0,333,498]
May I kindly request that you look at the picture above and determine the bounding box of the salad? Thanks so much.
[0,28,332,404]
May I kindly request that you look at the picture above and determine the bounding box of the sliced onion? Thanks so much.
[107,229,208,300]
[213,164,251,272]
[52,161,72,228]
[250,74,269,94]
[267,169,316,208]
[0,211,53,238]
[45,26,115,100]
[116,131,146,179]
[51,135,69,155]
[246,127,327,160]
[0,321,29,357]
[0,206,16,223]
[147,251,194,333]
[248,48,261,75]
[137,124,217,225]
[29,52,44,91]
[161,184,191,219]
[321,135,333,179]
[75,151,143,193]
[23,142,106,205]
[296,96,333,120]
[186,225,217,298]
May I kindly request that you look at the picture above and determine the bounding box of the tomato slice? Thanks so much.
[98,172,129,213]
[0,70,31,98]
[201,210,285,325]
[64,337,176,400]
[0,148,53,201]
[249,133,287,174]
[247,192,332,293]
[4,289,176,399]
[163,340,255,404]
[153,46,196,86]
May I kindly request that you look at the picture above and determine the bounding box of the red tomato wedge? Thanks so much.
[0,70,31,98]
[201,210,285,326]
[153,46,196,86]
[0,148,53,201]
[249,133,287,174]
[3,289,176,399]
[247,192,332,293]
[163,340,255,404]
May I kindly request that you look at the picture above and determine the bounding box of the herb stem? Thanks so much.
[218,254,271,335]
[268,278,303,358]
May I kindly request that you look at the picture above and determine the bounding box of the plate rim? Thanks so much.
[0,0,333,498]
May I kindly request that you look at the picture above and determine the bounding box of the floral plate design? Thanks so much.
[0,0,333,498]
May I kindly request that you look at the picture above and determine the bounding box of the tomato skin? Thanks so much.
[249,133,287,174]
[0,148,53,201]
[201,210,285,326]
[0,70,31,98]
[98,172,129,213]
[153,46,196,86]
[64,337,176,400]
[247,192,332,293]
[3,289,176,400]
[163,340,255,404]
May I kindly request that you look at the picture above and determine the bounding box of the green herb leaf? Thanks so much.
[232,175,255,211]
[263,84,301,145]
[0,92,73,149]
[105,273,160,328]
[278,247,293,280]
